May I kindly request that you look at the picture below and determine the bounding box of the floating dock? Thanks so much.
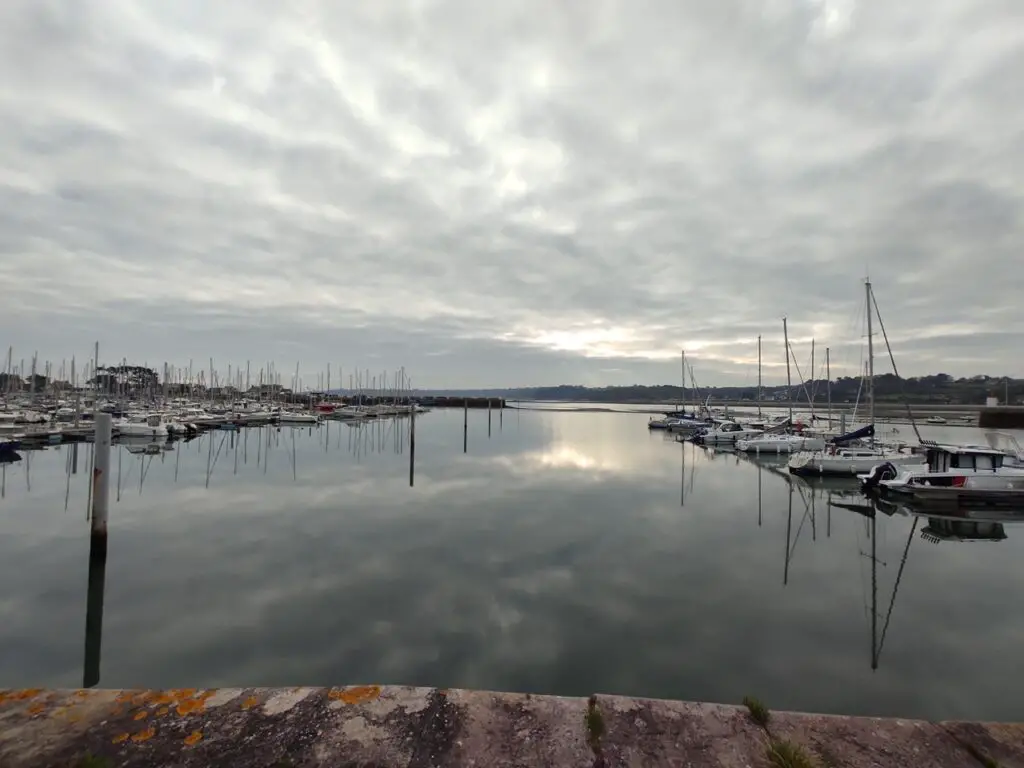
[1,686,1021,767]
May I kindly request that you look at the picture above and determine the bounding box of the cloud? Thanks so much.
[1,0,1022,386]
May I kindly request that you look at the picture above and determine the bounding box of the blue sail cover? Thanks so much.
[830,423,875,444]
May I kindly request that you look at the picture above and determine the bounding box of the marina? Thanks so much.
[2,405,1023,725]
[2,293,1023,735]
[4,1,1023,762]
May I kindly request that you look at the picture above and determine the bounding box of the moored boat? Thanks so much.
[736,433,827,454]
[860,441,1024,502]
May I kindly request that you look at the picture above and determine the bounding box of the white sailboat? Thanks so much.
[736,433,827,454]
[788,279,926,477]
[700,421,764,445]
[737,321,825,454]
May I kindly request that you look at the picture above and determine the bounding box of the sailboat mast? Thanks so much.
[826,347,832,430]
[783,317,792,424]
[810,339,815,422]
[680,349,685,412]
[866,279,875,443]
[757,335,762,418]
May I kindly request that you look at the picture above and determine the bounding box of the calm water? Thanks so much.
[1,408,1022,722]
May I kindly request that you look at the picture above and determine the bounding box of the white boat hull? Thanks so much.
[116,423,169,438]
[735,435,826,454]
[702,428,763,445]
[277,413,319,424]
[789,450,925,477]
[879,468,1024,495]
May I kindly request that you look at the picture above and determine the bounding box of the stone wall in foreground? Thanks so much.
[1,686,1022,767]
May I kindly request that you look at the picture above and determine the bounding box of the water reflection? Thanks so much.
[83,530,106,688]
[743,453,1024,675]
[2,410,1024,722]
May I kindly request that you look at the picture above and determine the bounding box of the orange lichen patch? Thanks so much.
[327,686,382,705]
[27,702,47,716]
[156,707,169,716]
[184,730,203,746]
[112,733,129,744]
[175,691,215,717]
[115,692,136,704]
[0,689,44,704]
[75,690,91,698]
[134,711,149,720]
[241,696,259,710]
[131,726,156,743]
[177,700,202,716]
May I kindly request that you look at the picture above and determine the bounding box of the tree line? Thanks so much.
[520,374,1023,405]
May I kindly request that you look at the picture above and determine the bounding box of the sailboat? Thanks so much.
[649,350,706,432]
[737,325,826,454]
[787,279,926,477]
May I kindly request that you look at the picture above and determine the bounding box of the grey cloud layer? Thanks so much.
[1,0,1022,386]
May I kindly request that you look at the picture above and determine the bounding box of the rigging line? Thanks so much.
[870,287,923,443]
[787,341,814,407]
[836,291,867,377]
[808,350,821,405]
[787,487,814,562]
[875,516,919,667]
[855,513,870,624]
[209,431,228,477]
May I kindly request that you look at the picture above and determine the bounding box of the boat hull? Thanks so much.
[789,451,925,477]
[735,436,826,454]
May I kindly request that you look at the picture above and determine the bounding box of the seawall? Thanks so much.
[979,406,1024,430]
[2,686,1021,767]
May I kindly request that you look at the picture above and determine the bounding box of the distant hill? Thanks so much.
[375,374,1023,406]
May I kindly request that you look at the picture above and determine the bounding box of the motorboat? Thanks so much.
[114,413,169,438]
[860,442,1024,501]
[275,410,320,425]
[648,416,680,430]
[984,431,1024,468]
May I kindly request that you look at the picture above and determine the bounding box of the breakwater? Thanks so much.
[979,406,1024,430]
[416,396,505,409]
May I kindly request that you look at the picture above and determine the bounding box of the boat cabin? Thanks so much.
[922,442,1006,473]
[716,422,745,433]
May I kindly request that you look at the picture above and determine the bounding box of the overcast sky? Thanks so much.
[1,0,1022,388]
